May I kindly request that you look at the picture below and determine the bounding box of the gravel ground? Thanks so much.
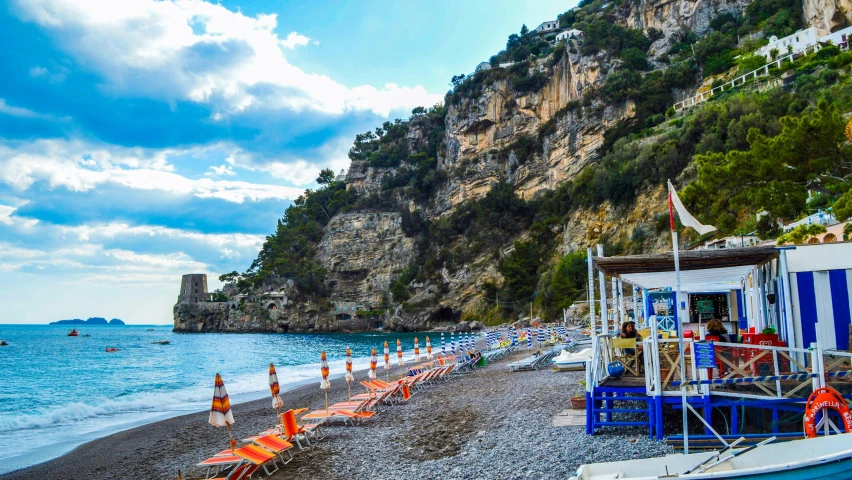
[5,347,674,480]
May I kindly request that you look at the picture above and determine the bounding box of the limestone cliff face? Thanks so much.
[805,0,852,35]
[317,212,416,308]
[626,0,750,49]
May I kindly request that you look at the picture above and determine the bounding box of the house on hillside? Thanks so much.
[532,20,559,35]
[556,29,584,42]
[475,61,491,73]
[756,27,819,60]
[821,25,852,50]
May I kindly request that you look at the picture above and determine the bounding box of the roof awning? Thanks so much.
[593,246,778,291]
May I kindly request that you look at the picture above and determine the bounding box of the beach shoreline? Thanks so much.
[2,348,673,480]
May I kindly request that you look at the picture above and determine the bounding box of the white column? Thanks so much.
[611,277,619,328]
[618,279,626,327]
[597,244,609,335]
[587,247,596,338]
[779,249,796,347]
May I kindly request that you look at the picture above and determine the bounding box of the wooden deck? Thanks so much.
[599,375,646,388]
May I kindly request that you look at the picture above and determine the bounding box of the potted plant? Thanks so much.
[571,381,587,409]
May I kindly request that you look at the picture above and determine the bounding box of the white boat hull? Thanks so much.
[572,434,852,479]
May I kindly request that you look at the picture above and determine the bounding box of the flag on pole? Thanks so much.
[667,180,716,235]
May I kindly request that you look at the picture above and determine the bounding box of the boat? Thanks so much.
[570,434,852,479]
[82,334,91,337]
[552,348,593,370]
[68,319,80,337]
[105,347,120,352]
[146,328,155,331]
[0,340,8,346]
[151,340,170,345]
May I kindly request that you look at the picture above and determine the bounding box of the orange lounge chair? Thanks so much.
[280,409,323,449]
[196,452,244,479]
[232,444,278,476]
[252,434,294,466]
[207,462,259,480]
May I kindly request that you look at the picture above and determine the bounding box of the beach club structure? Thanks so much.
[584,241,852,442]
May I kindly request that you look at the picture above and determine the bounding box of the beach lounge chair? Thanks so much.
[280,409,323,448]
[252,434,294,466]
[206,462,259,480]
[232,444,278,476]
[196,451,244,479]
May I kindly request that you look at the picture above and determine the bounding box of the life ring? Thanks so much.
[803,386,852,437]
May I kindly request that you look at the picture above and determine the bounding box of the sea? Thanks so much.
[0,324,437,474]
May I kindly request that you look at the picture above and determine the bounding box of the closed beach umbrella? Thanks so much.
[397,339,403,367]
[426,336,433,360]
[511,328,518,347]
[269,363,283,411]
[345,347,354,401]
[537,326,545,344]
[414,337,420,362]
[320,351,331,412]
[441,332,446,356]
[384,341,390,380]
[450,333,456,355]
[527,329,532,350]
[209,373,236,451]
[369,347,377,380]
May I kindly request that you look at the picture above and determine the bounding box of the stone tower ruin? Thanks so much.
[178,274,208,303]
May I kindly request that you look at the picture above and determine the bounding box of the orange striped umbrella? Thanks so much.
[383,341,390,380]
[209,373,236,450]
[345,347,354,401]
[269,363,283,410]
[369,347,377,380]
[426,336,433,360]
[320,351,331,413]
[414,337,420,362]
[396,339,403,367]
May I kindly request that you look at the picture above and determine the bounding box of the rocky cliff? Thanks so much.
[176,0,825,333]
[805,0,852,35]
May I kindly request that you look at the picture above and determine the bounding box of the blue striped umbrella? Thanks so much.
[558,325,566,336]
[441,332,446,356]
[537,326,545,343]
[511,327,518,347]
[450,332,456,355]
[526,329,532,350]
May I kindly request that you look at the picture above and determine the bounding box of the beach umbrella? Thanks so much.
[527,329,532,350]
[537,326,545,344]
[209,373,236,451]
[441,332,446,356]
[450,333,456,356]
[511,328,518,347]
[414,337,420,362]
[426,336,433,360]
[320,351,331,412]
[369,347,377,380]
[269,363,283,412]
[384,341,390,381]
[345,347,354,401]
[396,339,403,367]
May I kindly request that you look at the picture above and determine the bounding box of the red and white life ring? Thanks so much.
[803,386,852,438]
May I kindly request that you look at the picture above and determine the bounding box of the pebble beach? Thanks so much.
[2,346,673,480]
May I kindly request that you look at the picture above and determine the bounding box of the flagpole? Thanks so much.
[670,185,689,455]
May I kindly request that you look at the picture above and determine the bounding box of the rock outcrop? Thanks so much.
[804,0,852,35]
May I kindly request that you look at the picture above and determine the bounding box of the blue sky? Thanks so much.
[0,0,573,324]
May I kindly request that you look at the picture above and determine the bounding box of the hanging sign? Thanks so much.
[694,341,716,369]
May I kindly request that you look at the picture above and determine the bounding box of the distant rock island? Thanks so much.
[50,317,125,325]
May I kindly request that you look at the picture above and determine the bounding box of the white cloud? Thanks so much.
[204,164,236,176]
[0,99,43,118]
[0,204,39,228]
[280,31,310,49]
[0,139,305,203]
[13,0,442,117]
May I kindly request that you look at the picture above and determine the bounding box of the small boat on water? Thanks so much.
[571,434,852,479]
[151,340,170,345]
[67,328,79,337]
[105,347,120,352]
[146,328,155,331]
[0,339,8,346]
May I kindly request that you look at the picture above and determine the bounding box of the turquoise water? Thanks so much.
[0,324,440,474]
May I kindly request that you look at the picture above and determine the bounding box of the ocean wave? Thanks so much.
[0,355,377,434]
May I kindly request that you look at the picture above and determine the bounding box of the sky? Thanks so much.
[0,0,574,324]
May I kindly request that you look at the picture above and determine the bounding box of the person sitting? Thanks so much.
[619,321,643,368]
[705,318,729,342]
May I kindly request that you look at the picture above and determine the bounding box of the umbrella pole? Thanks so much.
[347,382,351,402]
[226,422,235,452]
[325,391,329,414]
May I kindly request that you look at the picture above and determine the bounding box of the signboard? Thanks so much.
[694,341,717,369]
[697,300,715,314]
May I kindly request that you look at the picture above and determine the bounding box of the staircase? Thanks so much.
[587,383,656,438]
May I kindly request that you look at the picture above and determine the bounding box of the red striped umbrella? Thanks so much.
[383,341,390,381]
[345,347,354,401]
[396,339,403,367]
[269,363,283,410]
[320,351,331,413]
[369,347,377,380]
[209,373,236,450]
[414,337,420,362]
[426,336,433,360]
